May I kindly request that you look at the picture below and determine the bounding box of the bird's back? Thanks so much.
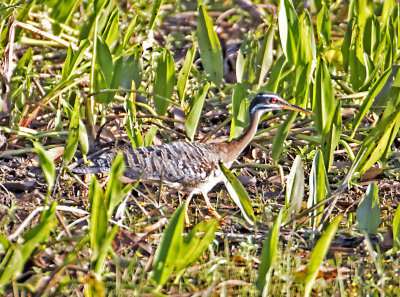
[73,142,224,190]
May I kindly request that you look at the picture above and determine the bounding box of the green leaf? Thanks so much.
[308,150,330,227]
[104,151,131,219]
[50,0,79,35]
[153,49,176,115]
[321,102,342,171]
[121,49,143,90]
[256,26,275,87]
[271,111,297,162]
[230,83,248,140]
[257,210,283,292]
[93,37,114,103]
[62,40,90,81]
[148,0,163,31]
[220,163,255,225]
[144,126,159,147]
[304,215,342,297]
[353,82,400,175]
[317,6,331,49]
[348,24,366,90]
[176,220,218,271]
[298,11,315,65]
[278,0,299,65]
[312,57,335,135]
[285,155,304,219]
[185,84,209,141]
[89,177,108,267]
[393,203,400,251]
[197,5,223,86]
[356,183,381,235]
[264,55,286,92]
[177,44,196,101]
[63,92,80,165]
[33,142,55,190]
[363,14,380,58]
[152,205,185,286]
[102,8,119,48]
[351,67,392,137]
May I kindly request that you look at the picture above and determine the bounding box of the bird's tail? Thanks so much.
[71,166,110,175]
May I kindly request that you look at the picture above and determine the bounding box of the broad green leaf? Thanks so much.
[220,163,255,225]
[93,37,114,103]
[102,8,119,48]
[363,14,380,59]
[33,142,55,190]
[105,56,123,103]
[298,11,315,65]
[351,67,392,137]
[89,177,108,263]
[185,84,209,141]
[121,49,143,90]
[152,205,185,286]
[197,5,223,86]
[256,26,275,87]
[356,183,380,235]
[381,0,394,26]
[353,83,400,175]
[321,102,342,171]
[153,49,176,115]
[104,151,132,219]
[271,111,297,162]
[349,25,366,90]
[50,0,79,35]
[177,44,196,101]
[79,120,89,156]
[21,202,58,259]
[304,215,342,297]
[144,126,158,147]
[0,248,23,287]
[264,55,286,92]
[317,6,331,49]
[176,220,218,270]
[123,15,138,48]
[257,210,283,292]
[285,155,304,219]
[124,90,143,148]
[148,0,163,31]
[341,18,354,72]
[393,204,400,251]
[308,150,330,228]
[278,0,299,65]
[63,92,80,165]
[230,83,248,140]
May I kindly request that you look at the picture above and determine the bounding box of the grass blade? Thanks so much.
[153,49,176,115]
[257,210,283,293]
[185,83,209,141]
[304,215,342,297]
[285,155,304,219]
[197,5,223,86]
[177,44,196,102]
[230,83,248,140]
[220,162,255,225]
[152,205,185,286]
[356,183,380,235]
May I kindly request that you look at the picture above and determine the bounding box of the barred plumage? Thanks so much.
[73,92,312,223]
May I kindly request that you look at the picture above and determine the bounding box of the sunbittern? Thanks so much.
[73,92,312,223]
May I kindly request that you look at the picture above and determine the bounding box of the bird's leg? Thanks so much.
[202,192,222,221]
[184,193,194,226]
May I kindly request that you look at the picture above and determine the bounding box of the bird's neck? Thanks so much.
[222,110,262,164]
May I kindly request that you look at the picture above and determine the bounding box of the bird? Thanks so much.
[73,92,312,224]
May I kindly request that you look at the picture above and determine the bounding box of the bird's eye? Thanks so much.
[270,97,277,103]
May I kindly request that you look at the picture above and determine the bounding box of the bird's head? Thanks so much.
[249,92,313,117]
